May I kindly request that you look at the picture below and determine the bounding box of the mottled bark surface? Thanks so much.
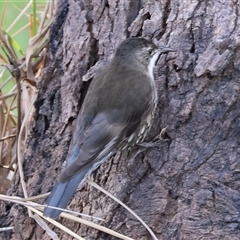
[1,0,240,239]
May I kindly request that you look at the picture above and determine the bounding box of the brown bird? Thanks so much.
[43,37,174,218]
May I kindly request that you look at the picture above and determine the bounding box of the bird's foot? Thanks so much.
[137,126,170,149]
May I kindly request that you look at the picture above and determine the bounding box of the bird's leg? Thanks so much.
[128,127,170,163]
[129,147,146,160]
[158,126,168,140]
[137,126,170,149]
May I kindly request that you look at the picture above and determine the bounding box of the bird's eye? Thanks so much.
[148,48,153,55]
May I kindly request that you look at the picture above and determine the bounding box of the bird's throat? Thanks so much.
[148,52,160,80]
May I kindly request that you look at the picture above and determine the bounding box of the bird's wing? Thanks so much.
[58,112,126,182]
[58,70,154,182]
[44,111,137,218]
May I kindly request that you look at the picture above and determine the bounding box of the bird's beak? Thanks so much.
[153,46,175,65]
[158,46,175,54]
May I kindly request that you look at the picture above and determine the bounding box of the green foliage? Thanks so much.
[0,0,47,93]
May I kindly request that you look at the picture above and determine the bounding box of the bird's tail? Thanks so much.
[43,144,89,219]
[43,144,114,219]
[43,167,89,219]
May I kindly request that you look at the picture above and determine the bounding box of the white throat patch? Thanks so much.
[148,51,160,80]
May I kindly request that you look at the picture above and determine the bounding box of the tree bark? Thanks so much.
[1,0,240,239]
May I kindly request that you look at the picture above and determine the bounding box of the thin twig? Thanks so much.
[0,134,16,141]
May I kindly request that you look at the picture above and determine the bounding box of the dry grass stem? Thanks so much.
[87,180,158,240]
[0,226,14,232]
[0,194,133,240]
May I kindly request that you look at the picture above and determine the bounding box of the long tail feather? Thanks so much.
[43,168,89,219]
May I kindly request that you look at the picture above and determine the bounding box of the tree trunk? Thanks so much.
[1,0,240,239]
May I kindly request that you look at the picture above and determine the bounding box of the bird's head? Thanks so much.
[114,37,174,76]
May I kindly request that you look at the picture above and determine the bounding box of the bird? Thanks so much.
[43,37,174,219]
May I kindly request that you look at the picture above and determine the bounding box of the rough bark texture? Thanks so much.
[1,0,240,239]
